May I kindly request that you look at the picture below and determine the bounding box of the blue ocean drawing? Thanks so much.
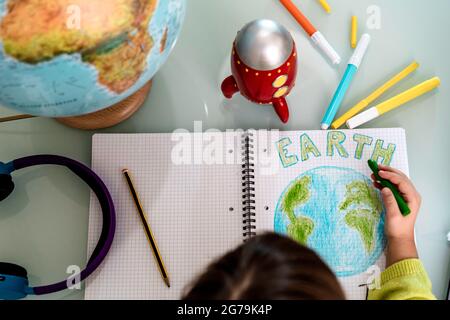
[274,166,386,277]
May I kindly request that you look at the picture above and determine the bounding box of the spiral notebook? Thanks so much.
[85,128,409,300]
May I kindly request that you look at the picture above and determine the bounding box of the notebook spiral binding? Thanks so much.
[241,131,256,241]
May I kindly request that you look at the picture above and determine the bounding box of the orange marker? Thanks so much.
[279,0,341,65]
[280,0,316,36]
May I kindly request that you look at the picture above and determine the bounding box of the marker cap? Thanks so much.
[346,107,380,129]
[311,31,341,65]
[349,33,371,68]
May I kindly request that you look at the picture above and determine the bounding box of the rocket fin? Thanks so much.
[221,76,239,99]
[272,97,290,123]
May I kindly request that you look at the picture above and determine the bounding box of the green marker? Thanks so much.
[368,160,411,216]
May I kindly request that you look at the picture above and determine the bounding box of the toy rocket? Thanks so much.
[221,19,298,123]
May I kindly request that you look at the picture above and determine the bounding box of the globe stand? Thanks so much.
[57,80,153,130]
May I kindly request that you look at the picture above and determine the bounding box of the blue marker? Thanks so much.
[321,34,371,130]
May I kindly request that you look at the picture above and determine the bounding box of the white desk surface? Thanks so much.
[1,0,449,299]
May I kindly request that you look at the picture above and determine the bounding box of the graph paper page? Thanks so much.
[253,129,409,300]
[85,133,243,299]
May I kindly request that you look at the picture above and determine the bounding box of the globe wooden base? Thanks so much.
[57,80,153,130]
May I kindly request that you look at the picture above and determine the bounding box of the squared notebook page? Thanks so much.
[253,129,408,300]
[85,133,243,299]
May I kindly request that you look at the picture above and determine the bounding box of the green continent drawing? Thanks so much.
[339,180,382,253]
[281,176,314,244]
[287,216,315,245]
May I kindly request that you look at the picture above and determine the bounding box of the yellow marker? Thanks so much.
[346,77,441,129]
[351,16,358,48]
[317,0,331,13]
[331,61,419,129]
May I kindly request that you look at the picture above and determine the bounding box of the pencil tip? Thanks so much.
[122,168,129,173]
[164,278,171,288]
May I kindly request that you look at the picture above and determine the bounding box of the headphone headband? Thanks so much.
[3,155,115,296]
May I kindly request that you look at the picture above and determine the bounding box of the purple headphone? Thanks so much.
[0,155,115,300]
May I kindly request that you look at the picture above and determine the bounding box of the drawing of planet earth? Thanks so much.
[0,0,186,117]
[274,166,386,277]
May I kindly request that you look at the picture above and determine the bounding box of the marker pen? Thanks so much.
[280,0,341,65]
[346,77,440,129]
[321,34,371,130]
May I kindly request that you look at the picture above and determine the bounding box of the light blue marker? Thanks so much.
[321,34,371,130]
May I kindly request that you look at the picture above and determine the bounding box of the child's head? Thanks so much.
[183,233,345,300]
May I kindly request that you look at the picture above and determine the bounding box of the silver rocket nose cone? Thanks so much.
[235,19,294,71]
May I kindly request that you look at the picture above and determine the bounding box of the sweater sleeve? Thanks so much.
[368,259,436,300]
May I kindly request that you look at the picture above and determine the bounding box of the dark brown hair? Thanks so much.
[183,233,345,300]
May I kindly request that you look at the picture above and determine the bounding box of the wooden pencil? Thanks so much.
[122,169,171,288]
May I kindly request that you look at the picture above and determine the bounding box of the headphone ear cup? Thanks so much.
[0,262,27,278]
[0,263,29,300]
[0,174,14,201]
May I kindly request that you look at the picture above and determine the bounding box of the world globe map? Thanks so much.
[274,167,386,277]
[0,0,186,117]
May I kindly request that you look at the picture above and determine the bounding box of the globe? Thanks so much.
[0,0,186,117]
[274,167,386,277]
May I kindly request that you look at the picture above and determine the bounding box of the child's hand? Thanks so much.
[371,165,420,266]
[372,165,421,241]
